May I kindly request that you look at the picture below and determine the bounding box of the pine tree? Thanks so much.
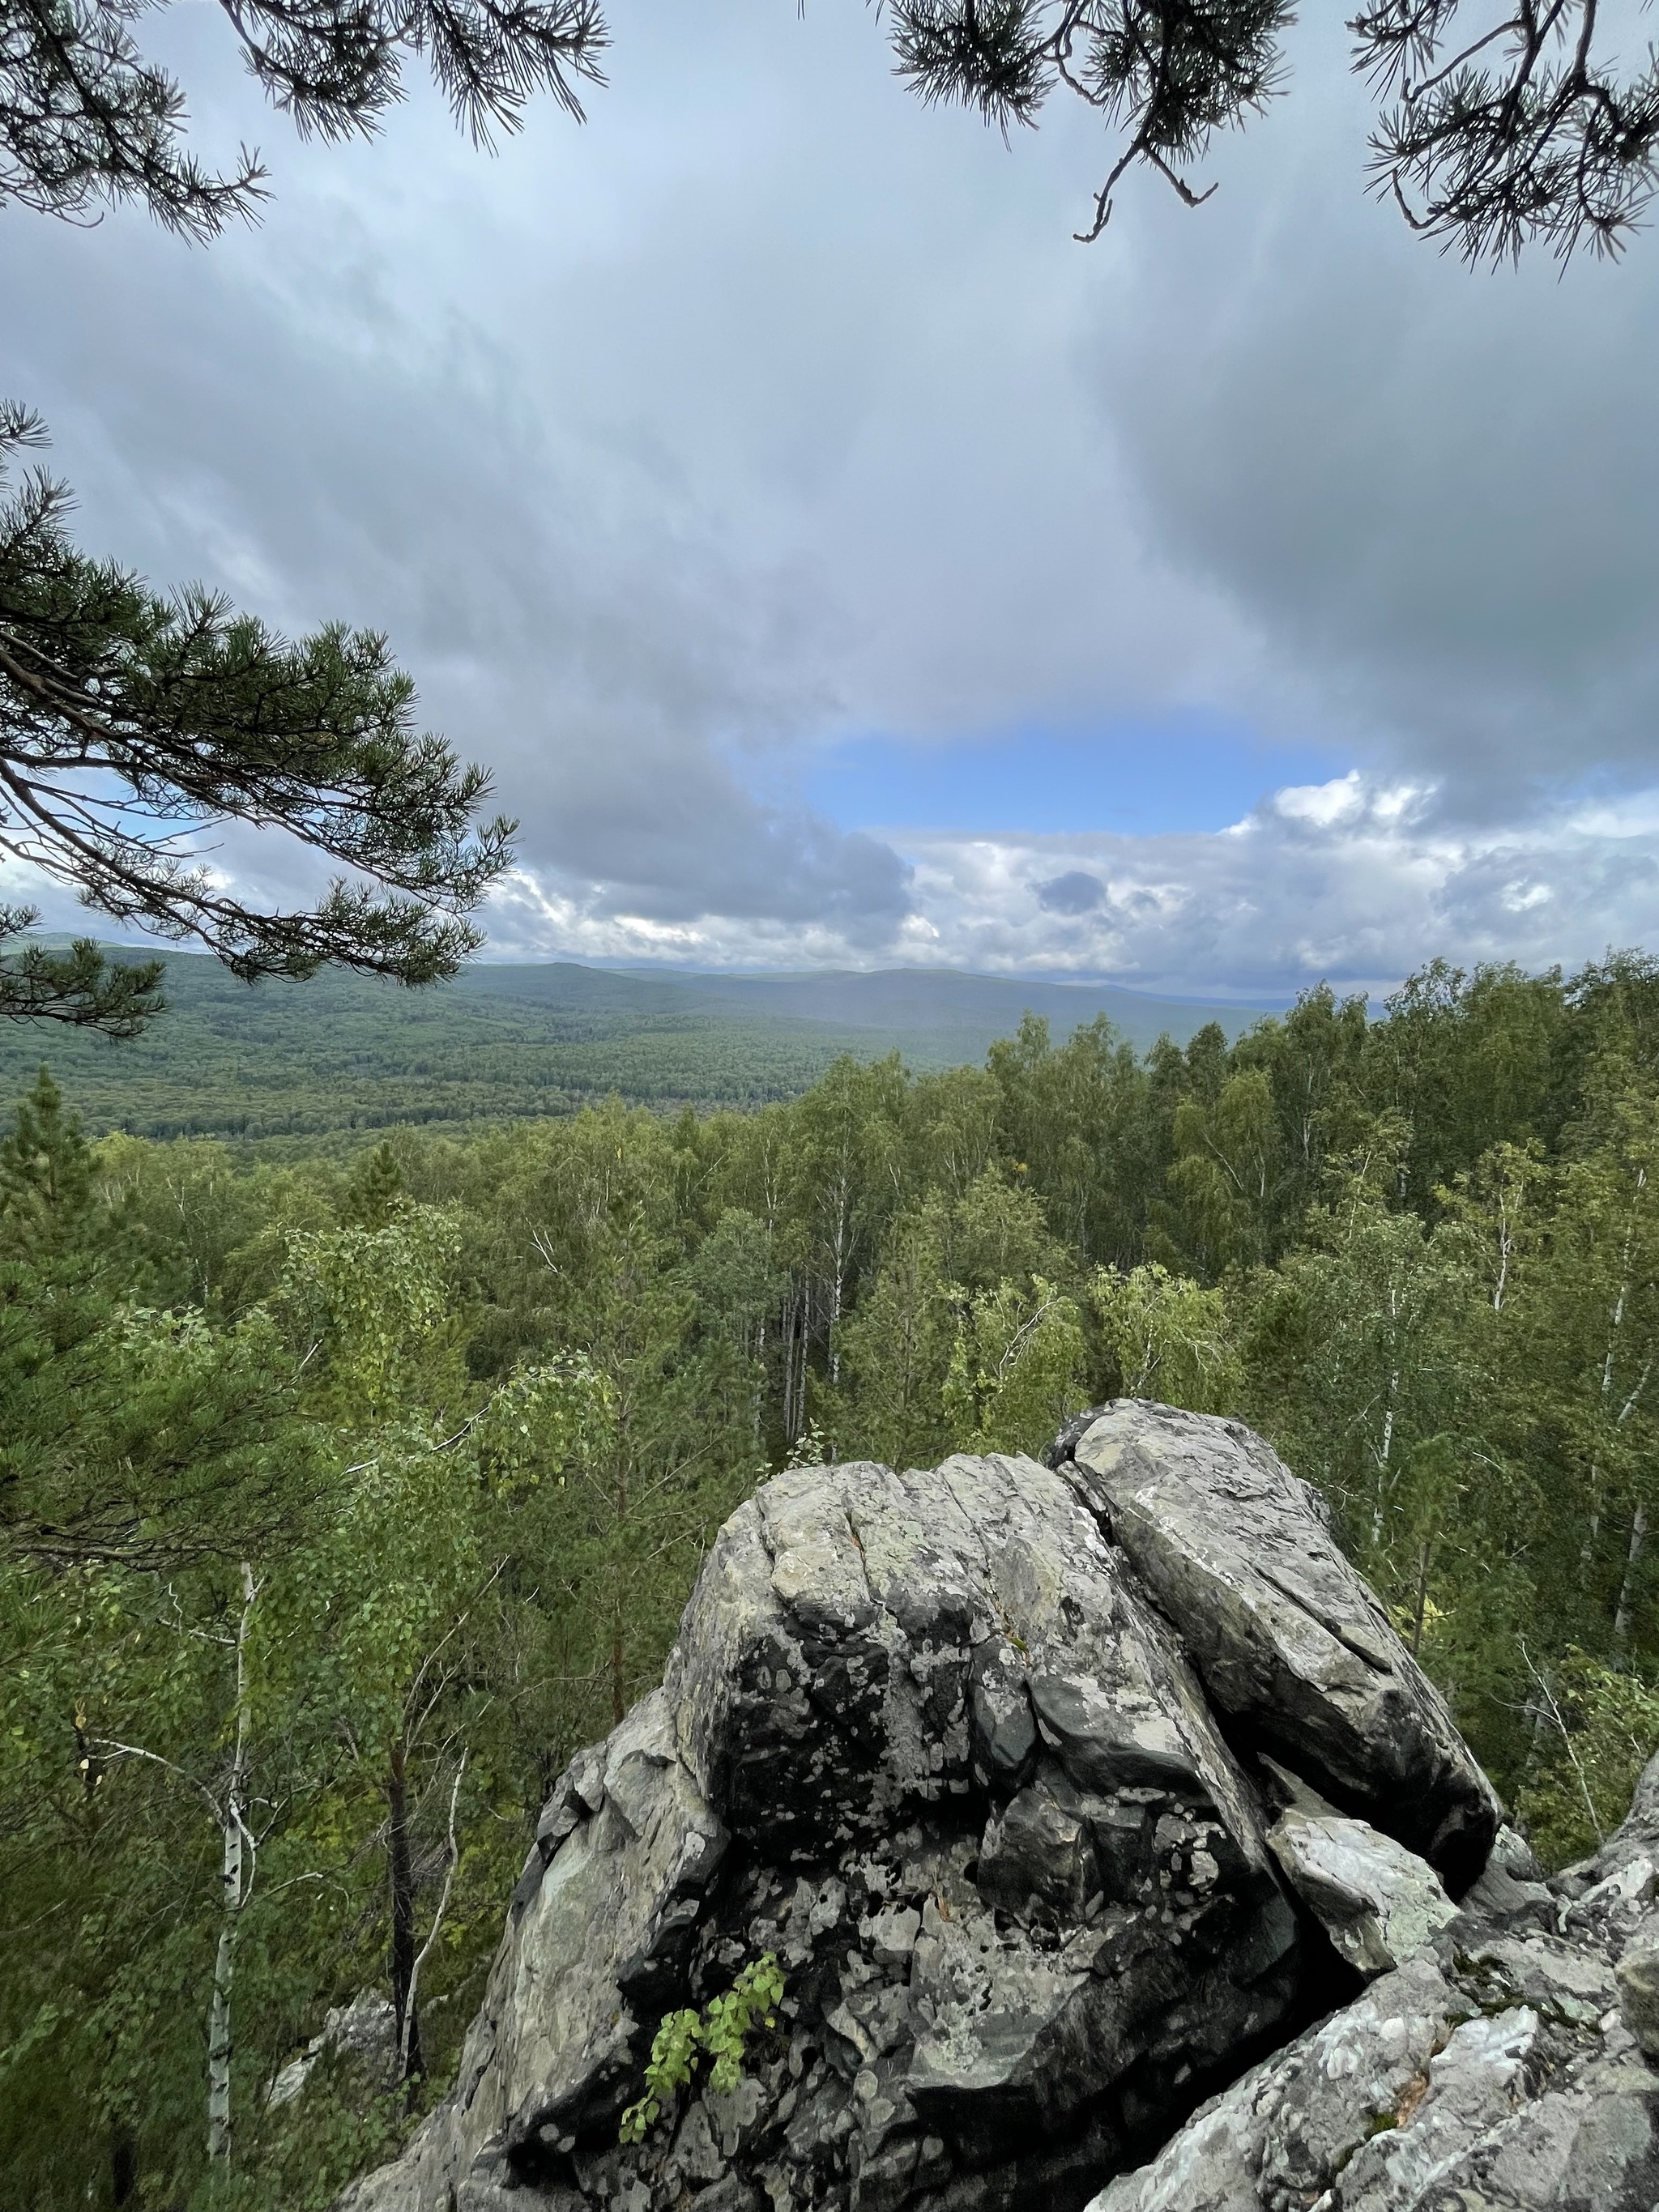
[0,410,516,1037]
[890,0,1659,261]
[0,0,607,239]
[0,1063,92,1241]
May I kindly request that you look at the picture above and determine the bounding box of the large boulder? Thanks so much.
[1048,1402,1501,1890]
[335,1411,1515,2212]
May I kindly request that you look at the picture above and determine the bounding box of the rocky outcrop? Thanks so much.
[1259,1761,1459,1980]
[268,1991,398,2110]
[1049,1403,1500,1889]
[333,1406,1648,2212]
[1087,1789,1659,2211]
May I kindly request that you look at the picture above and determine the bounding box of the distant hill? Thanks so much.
[0,948,1271,1145]
[586,965,1271,1055]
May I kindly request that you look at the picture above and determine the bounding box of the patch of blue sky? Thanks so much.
[796,718,1351,838]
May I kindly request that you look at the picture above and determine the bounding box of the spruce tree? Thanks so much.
[0,1063,92,1238]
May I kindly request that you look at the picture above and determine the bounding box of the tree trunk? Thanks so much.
[206,1903,237,2165]
[781,1288,797,1446]
[388,1737,423,2082]
[111,2130,137,2205]
[1410,1536,1432,1654]
[1371,1357,1398,1552]
[206,1562,258,2175]
[828,1175,849,1387]
[1615,1503,1648,1652]
[1584,1222,1636,1582]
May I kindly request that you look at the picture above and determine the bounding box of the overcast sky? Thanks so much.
[3,0,1657,999]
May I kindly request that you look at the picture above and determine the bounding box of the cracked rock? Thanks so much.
[333,1410,1567,2212]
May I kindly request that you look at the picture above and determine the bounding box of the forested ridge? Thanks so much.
[0,949,1258,1142]
[5,948,1659,2210]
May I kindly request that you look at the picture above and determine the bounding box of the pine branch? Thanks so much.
[0,413,515,1026]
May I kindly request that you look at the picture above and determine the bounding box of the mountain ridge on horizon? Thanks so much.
[0,942,1275,1144]
[457,957,1281,1038]
[592,957,1290,1012]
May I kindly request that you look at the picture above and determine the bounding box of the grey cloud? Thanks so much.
[6,0,1659,994]
[1087,9,1659,812]
[0,114,912,940]
[1037,871,1107,914]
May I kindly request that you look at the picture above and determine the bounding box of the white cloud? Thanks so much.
[480,773,1659,997]
[15,767,1653,998]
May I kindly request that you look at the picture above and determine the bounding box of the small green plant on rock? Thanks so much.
[619,1954,786,2144]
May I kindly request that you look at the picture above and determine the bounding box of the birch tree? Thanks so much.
[86,1564,262,2173]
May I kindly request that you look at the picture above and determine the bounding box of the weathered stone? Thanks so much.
[1461,1929,1618,2025]
[669,1455,1269,1857]
[1088,1751,1659,2212]
[1617,1933,1659,2059]
[267,1990,398,2110]
[666,2100,728,2191]
[339,1420,1604,2212]
[1265,1798,1457,1976]
[338,1447,1307,2212]
[1446,1822,1555,1929]
[335,1688,728,2212]
[864,1905,922,1967]
[1050,1401,1501,1889]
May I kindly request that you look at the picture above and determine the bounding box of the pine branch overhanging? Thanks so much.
[0,404,516,1035]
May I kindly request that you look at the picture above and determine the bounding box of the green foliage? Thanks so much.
[943,1275,1089,1457]
[0,0,604,239]
[278,1206,466,1421]
[1090,1262,1238,1411]
[1516,1651,1659,1869]
[342,1141,407,1229]
[0,921,164,1038]
[619,1954,786,2144]
[0,1063,93,1230]
[0,947,959,1140]
[7,945,1659,2203]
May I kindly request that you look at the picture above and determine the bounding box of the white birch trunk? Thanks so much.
[828,1170,850,1387]
[1615,1503,1649,1650]
[207,1563,256,2174]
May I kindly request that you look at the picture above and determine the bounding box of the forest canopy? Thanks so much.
[3,948,1659,2207]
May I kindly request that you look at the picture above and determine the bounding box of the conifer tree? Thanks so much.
[0,0,606,239]
[0,1063,92,1237]
[0,408,514,1035]
[892,0,1659,261]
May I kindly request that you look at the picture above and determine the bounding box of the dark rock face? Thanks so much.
[1049,1402,1501,1890]
[334,1412,1539,2212]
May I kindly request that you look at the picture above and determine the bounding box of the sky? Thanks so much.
[3,0,1658,999]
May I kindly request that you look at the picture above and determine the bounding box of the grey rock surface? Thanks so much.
[1086,1750,1659,2212]
[1618,1935,1659,2058]
[1049,1402,1501,1889]
[334,1409,1592,2212]
[267,1990,398,2110]
[338,1687,730,2210]
[1265,1799,1457,1978]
